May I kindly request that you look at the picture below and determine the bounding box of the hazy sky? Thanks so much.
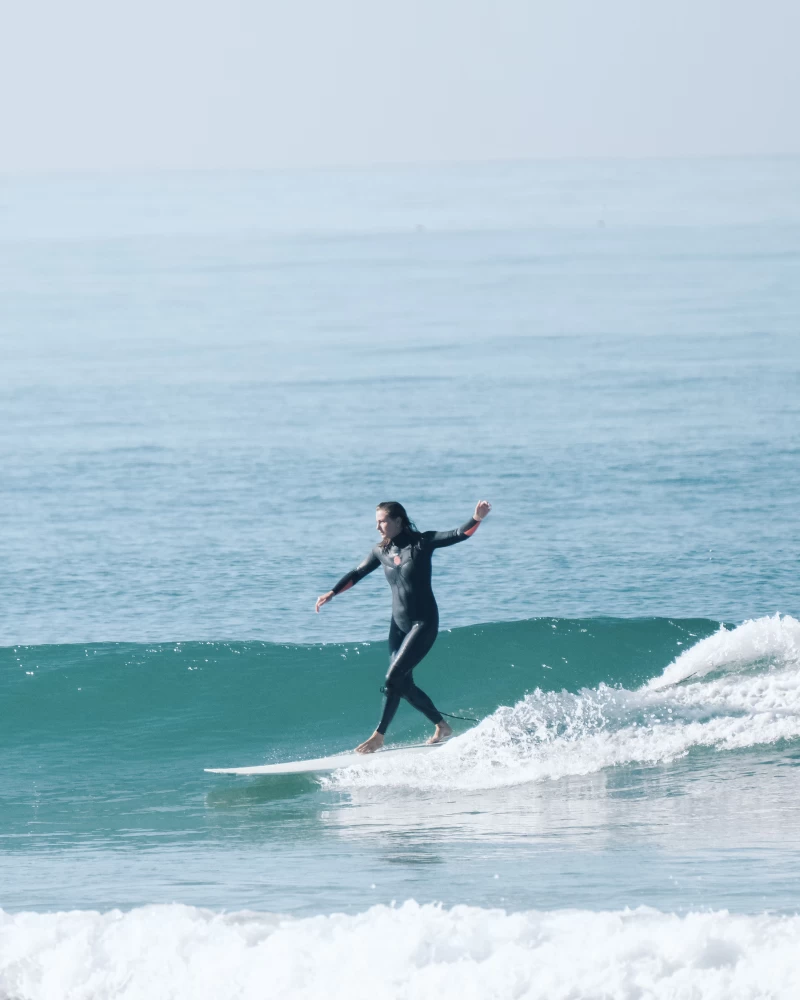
[1,0,798,170]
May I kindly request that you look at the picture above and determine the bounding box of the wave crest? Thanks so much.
[650,613,800,688]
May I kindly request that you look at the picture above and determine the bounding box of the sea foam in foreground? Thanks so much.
[2,902,800,1000]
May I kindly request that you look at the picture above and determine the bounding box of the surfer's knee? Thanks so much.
[381,677,400,697]
[382,671,411,698]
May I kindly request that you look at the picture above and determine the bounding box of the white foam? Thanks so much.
[325,615,800,791]
[2,902,799,1000]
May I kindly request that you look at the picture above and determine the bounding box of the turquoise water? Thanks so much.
[2,159,800,997]
[5,614,800,919]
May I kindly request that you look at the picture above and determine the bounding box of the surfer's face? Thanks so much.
[376,511,403,541]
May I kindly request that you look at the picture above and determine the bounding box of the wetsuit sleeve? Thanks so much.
[425,518,481,549]
[331,549,381,595]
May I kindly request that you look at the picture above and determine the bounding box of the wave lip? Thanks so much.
[327,615,800,791]
[2,902,800,1000]
[649,613,800,689]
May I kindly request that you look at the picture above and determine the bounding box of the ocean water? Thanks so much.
[2,159,800,998]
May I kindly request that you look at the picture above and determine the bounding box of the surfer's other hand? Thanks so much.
[315,591,335,613]
[474,500,492,521]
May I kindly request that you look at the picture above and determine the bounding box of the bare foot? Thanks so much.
[355,731,385,754]
[426,721,453,745]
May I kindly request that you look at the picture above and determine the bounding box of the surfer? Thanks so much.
[315,500,491,753]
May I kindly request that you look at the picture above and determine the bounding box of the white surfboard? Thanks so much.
[205,741,446,776]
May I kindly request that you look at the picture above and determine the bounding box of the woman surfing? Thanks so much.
[315,500,491,753]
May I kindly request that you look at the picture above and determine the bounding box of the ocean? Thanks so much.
[1,158,800,997]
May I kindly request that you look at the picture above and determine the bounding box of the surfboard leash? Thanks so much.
[379,685,479,723]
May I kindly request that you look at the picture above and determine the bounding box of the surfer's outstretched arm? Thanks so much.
[427,499,491,549]
[315,550,380,612]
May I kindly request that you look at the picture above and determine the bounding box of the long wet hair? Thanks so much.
[377,501,419,550]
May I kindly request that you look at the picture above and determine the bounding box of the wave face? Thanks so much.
[1,617,723,770]
[2,902,800,1000]
[5,615,800,780]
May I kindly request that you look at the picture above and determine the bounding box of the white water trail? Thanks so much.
[326,615,800,791]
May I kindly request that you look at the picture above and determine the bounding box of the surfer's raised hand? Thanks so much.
[474,500,492,521]
[315,590,335,613]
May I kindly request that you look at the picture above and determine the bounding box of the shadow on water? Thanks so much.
[205,773,322,807]
[384,851,445,867]
[770,741,800,767]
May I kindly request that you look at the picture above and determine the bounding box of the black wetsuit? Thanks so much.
[331,518,480,734]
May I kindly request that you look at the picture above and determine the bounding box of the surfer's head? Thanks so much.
[376,502,417,548]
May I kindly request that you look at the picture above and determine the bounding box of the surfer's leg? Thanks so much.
[355,619,406,753]
[373,619,406,735]
[376,621,442,735]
